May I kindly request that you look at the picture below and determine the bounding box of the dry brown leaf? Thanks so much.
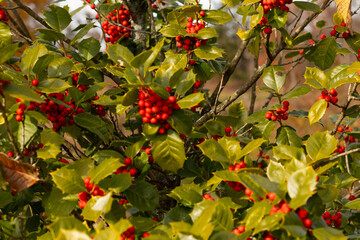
[0,153,39,192]
[335,0,353,35]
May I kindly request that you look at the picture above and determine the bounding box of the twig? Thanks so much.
[329,148,360,161]
[146,0,158,43]
[6,0,32,39]
[0,96,21,160]
[249,56,259,115]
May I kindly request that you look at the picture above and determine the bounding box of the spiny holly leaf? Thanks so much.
[306,131,337,162]
[152,130,186,172]
[51,168,85,194]
[125,180,159,211]
[308,99,328,125]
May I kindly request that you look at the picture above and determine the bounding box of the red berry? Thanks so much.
[177,42,183,48]
[309,40,315,45]
[158,127,166,134]
[78,191,89,201]
[282,101,289,107]
[199,11,205,17]
[84,177,91,186]
[78,200,87,209]
[189,59,196,66]
[86,183,94,192]
[90,4,95,9]
[324,95,331,102]
[340,22,346,27]
[32,79,39,86]
[225,127,232,134]
[129,168,137,176]
[330,30,336,36]
[175,35,182,42]
[19,103,27,110]
[299,49,304,54]
[264,27,272,34]
[238,225,245,233]
[267,192,276,201]
[245,188,252,196]
[342,32,349,38]
[124,157,132,166]
[168,96,176,103]
[331,96,338,104]
[329,88,337,96]
[320,34,326,39]
[303,218,312,228]
[282,114,288,120]
[323,211,331,219]
[15,114,23,121]
[337,126,343,132]
[270,115,277,121]
[298,209,308,219]
[16,108,24,115]
[7,151,14,157]
[349,195,356,200]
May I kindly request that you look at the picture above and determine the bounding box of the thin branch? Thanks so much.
[6,0,32,39]
[0,96,21,160]
[249,56,259,115]
[329,148,360,161]
[146,0,158,43]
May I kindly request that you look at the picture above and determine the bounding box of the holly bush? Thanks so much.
[0,0,360,239]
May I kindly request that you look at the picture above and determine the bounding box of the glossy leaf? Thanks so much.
[308,100,328,125]
[125,181,159,211]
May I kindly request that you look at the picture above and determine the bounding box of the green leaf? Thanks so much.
[283,85,312,99]
[106,44,134,67]
[92,192,113,213]
[37,78,72,93]
[0,22,12,45]
[276,126,303,148]
[345,198,360,209]
[346,61,360,75]
[37,129,64,159]
[51,168,86,194]
[160,24,187,37]
[48,216,88,239]
[262,66,286,93]
[279,28,292,47]
[17,116,38,150]
[214,170,241,182]
[244,202,267,230]
[177,92,204,109]
[37,28,65,41]
[203,11,233,25]
[74,113,111,144]
[198,139,229,162]
[218,136,242,164]
[283,212,307,237]
[288,167,317,209]
[273,145,306,162]
[20,43,49,75]
[333,12,343,26]
[122,88,139,106]
[293,1,321,12]
[43,5,72,31]
[143,123,159,136]
[78,37,100,60]
[306,131,337,162]
[48,57,74,78]
[3,84,42,103]
[0,43,19,65]
[222,0,240,7]
[168,109,193,135]
[88,157,123,184]
[242,0,260,5]
[312,227,347,240]
[168,182,203,207]
[70,22,95,45]
[125,180,159,211]
[345,33,360,53]
[194,45,223,60]
[170,69,196,95]
[125,138,146,159]
[238,138,266,160]
[0,190,13,208]
[152,130,186,172]
[144,39,164,74]
[250,6,264,28]
[42,187,77,218]
[292,32,313,46]
[304,67,328,89]
[305,37,337,70]
[195,27,218,39]
[267,160,285,183]
[308,99,328,125]
[98,173,132,193]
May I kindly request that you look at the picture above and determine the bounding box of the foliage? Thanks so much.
[0,0,359,239]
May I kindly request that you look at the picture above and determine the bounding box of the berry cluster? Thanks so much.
[78,177,104,209]
[40,93,83,132]
[143,146,154,164]
[265,101,289,121]
[71,73,87,92]
[0,8,9,22]
[120,226,136,240]
[232,225,245,235]
[114,157,137,176]
[226,162,247,192]
[97,6,132,44]
[15,102,28,122]
[330,23,350,39]
[269,200,291,215]
[322,211,342,228]
[261,0,292,14]
[318,89,338,105]
[119,198,129,205]
[137,87,179,134]
[296,209,312,228]
[334,145,345,153]
[203,193,214,201]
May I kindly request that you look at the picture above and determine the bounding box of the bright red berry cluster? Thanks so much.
[78,177,105,209]
[318,89,338,105]
[175,14,208,50]
[269,200,291,215]
[137,87,179,134]
[322,211,342,228]
[40,93,83,132]
[0,8,9,22]
[265,101,289,121]
[98,5,132,44]
[330,23,349,39]
[232,225,245,235]
[143,146,154,163]
[261,0,292,14]
[296,209,312,228]
[70,73,88,92]
[203,193,214,201]
[119,198,129,205]
[114,157,137,176]
[226,162,247,192]
[334,145,345,153]
[120,226,136,240]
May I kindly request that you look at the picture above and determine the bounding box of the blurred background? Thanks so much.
[2,0,360,137]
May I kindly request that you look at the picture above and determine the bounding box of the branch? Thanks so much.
[194,0,332,127]
[0,96,21,160]
[329,148,360,161]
